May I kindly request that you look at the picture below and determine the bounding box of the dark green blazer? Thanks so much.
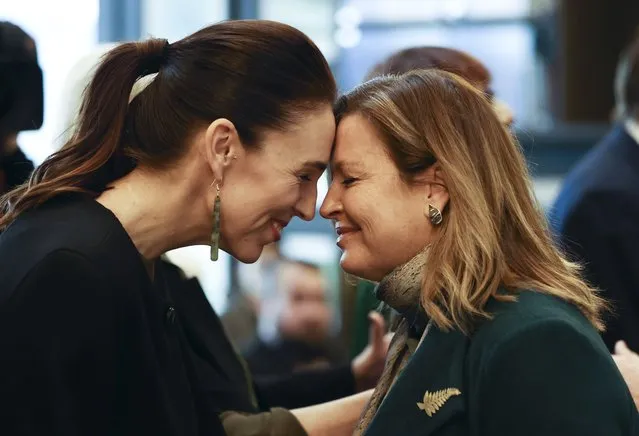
[366,291,639,436]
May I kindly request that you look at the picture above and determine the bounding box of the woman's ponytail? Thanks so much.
[0,38,169,229]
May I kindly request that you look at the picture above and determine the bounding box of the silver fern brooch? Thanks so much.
[416,388,461,417]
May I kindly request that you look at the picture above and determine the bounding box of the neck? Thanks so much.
[96,163,211,262]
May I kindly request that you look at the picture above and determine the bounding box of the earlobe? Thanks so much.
[426,186,450,218]
[425,203,443,226]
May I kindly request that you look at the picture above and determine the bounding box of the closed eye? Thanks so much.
[299,174,312,182]
[342,177,357,186]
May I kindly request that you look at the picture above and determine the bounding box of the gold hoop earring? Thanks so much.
[426,204,443,226]
[210,182,221,261]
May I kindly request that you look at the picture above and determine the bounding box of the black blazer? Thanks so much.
[0,194,225,436]
[551,125,639,351]
[365,291,638,436]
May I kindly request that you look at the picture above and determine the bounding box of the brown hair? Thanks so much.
[0,20,336,229]
[615,31,639,119]
[336,70,605,333]
[365,46,491,91]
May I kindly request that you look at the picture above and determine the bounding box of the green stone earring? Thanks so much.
[210,182,221,261]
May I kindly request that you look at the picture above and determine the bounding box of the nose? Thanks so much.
[295,185,317,222]
[320,183,341,220]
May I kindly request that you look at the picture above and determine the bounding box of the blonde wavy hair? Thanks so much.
[335,70,606,333]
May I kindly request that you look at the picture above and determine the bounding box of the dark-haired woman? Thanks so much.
[0,20,371,436]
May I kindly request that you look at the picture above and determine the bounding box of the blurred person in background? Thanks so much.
[551,32,639,353]
[0,20,379,436]
[0,21,42,194]
[160,252,389,414]
[349,46,515,359]
[245,260,345,376]
[234,242,286,348]
[366,46,514,127]
[321,69,636,435]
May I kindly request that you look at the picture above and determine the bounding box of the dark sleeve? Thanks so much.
[559,192,639,351]
[477,320,638,436]
[0,250,120,436]
[255,364,356,409]
[220,408,307,436]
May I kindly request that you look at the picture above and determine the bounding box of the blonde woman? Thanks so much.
[320,70,638,435]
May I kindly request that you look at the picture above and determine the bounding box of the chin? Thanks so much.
[229,244,263,264]
[339,252,385,282]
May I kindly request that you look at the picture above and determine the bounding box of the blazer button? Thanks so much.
[166,306,176,325]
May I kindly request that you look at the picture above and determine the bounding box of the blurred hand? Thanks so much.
[352,312,393,392]
[613,340,639,410]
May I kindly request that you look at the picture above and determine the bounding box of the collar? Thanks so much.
[375,247,430,334]
[624,118,639,146]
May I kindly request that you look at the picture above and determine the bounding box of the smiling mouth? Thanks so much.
[335,226,357,236]
[271,220,287,241]
[335,226,359,248]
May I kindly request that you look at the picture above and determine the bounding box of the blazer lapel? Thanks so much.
[366,326,469,436]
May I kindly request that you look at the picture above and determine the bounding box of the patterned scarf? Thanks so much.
[353,247,431,435]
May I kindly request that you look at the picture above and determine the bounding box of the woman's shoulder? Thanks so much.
[464,290,637,434]
[0,194,146,300]
[468,289,609,367]
[2,193,123,251]
[477,290,597,339]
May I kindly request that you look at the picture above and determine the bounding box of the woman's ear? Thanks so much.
[419,163,449,213]
[203,118,242,183]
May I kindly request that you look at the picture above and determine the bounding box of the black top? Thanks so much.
[0,194,224,436]
[0,193,357,436]
[550,125,639,351]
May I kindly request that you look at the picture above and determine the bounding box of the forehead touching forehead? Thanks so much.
[259,105,335,164]
[331,113,393,171]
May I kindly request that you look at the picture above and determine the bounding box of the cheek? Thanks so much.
[341,191,394,264]
[346,190,399,246]
[349,197,379,235]
[244,181,300,219]
[341,192,430,277]
[270,182,303,211]
[343,187,379,222]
